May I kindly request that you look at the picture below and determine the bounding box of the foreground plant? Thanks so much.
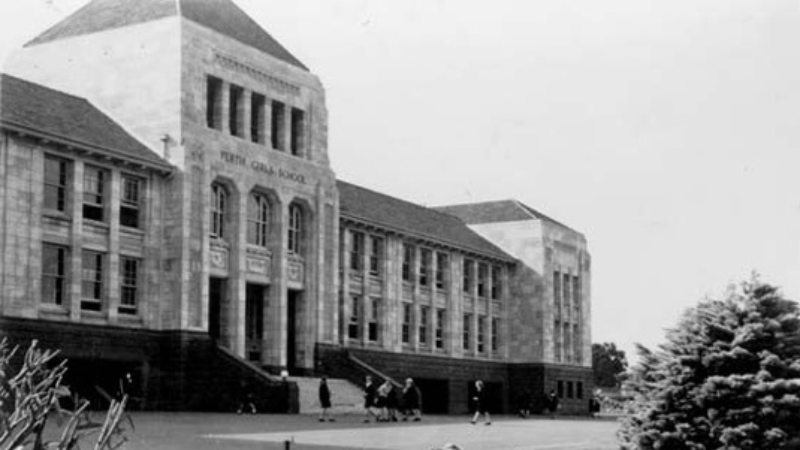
[0,339,130,450]
[618,279,800,450]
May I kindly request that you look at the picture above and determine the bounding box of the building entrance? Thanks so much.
[245,284,266,363]
[209,277,226,341]
[287,289,302,373]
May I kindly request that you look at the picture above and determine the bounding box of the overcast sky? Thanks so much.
[2,0,799,360]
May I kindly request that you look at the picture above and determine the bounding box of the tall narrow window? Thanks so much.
[477,263,488,297]
[574,323,582,364]
[81,251,104,311]
[419,248,431,287]
[83,166,107,222]
[554,320,562,362]
[44,156,69,213]
[349,231,364,271]
[419,306,429,346]
[463,314,472,350]
[206,76,223,129]
[435,309,445,349]
[491,318,500,352]
[271,100,285,150]
[369,236,383,277]
[553,270,561,320]
[120,175,142,228]
[348,295,360,339]
[210,183,227,239]
[247,193,270,247]
[119,257,139,315]
[402,244,413,282]
[251,92,266,144]
[564,322,572,362]
[287,204,303,255]
[229,84,244,137]
[290,108,305,156]
[573,275,581,323]
[368,297,380,342]
[435,252,448,290]
[402,303,412,344]
[42,244,68,306]
[567,381,574,399]
[463,259,473,294]
[557,380,564,398]
[577,382,584,400]
[477,316,486,353]
[491,266,502,299]
[563,273,571,321]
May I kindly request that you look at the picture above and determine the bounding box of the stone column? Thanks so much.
[107,169,121,324]
[69,161,84,321]
[220,81,230,136]
[341,228,351,345]
[241,90,252,142]
[268,199,289,370]
[449,253,463,357]
[230,189,248,358]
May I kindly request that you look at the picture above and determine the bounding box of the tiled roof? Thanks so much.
[0,74,170,169]
[26,0,307,71]
[337,180,513,261]
[435,200,576,232]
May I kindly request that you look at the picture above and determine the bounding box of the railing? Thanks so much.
[347,351,403,388]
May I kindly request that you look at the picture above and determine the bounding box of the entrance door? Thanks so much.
[245,284,266,362]
[209,277,225,341]
[287,290,301,373]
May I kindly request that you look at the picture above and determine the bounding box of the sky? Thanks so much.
[1,0,799,361]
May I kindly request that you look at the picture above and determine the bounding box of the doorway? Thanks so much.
[209,277,225,341]
[245,284,266,362]
[287,290,302,373]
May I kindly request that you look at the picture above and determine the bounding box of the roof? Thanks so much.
[337,180,513,261]
[0,74,170,169]
[435,200,577,233]
[26,0,307,71]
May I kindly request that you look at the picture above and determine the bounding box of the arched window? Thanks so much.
[210,183,227,238]
[287,204,304,255]
[248,193,271,247]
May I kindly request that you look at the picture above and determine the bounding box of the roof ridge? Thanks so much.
[510,199,539,220]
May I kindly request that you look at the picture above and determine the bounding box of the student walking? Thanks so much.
[363,375,378,423]
[470,380,491,425]
[318,376,334,422]
[546,389,560,418]
[401,378,422,421]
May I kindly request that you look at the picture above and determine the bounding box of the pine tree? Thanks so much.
[618,279,800,450]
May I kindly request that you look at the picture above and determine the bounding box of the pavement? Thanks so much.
[115,412,621,450]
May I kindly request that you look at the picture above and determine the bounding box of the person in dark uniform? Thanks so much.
[547,389,560,418]
[401,378,421,421]
[318,377,334,422]
[470,380,491,425]
[363,375,377,423]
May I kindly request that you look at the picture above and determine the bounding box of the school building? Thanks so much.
[0,0,592,414]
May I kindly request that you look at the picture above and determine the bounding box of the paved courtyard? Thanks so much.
[120,413,620,450]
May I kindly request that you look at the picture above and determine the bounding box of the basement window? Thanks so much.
[206,76,223,129]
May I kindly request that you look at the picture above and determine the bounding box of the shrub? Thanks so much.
[618,279,800,450]
[0,339,130,450]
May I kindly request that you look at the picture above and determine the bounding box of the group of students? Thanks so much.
[362,375,422,423]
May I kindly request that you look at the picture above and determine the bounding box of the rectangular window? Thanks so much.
[573,275,581,324]
[402,303,412,344]
[81,250,104,311]
[228,84,244,137]
[574,323,582,364]
[368,298,380,342]
[577,382,584,400]
[435,309,445,349]
[402,244,413,282]
[206,76,223,129]
[477,316,486,353]
[120,175,143,228]
[567,381,574,399]
[42,244,68,306]
[251,92,266,144]
[563,273,571,318]
[247,194,270,247]
[348,295,360,339]
[349,231,364,271]
[419,249,431,287]
[82,166,107,222]
[463,259,473,294]
[271,100,285,150]
[419,306,429,346]
[564,322,572,363]
[368,236,383,277]
[491,318,500,352]
[491,266,502,299]
[554,320,562,362]
[557,380,564,398]
[44,156,69,213]
[290,108,305,156]
[463,314,472,350]
[477,263,488,297]
[119,257,139,315]
[553,270,561,320]
[435,252,448,290]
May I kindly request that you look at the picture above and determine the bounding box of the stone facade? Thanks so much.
[1,0,593,414]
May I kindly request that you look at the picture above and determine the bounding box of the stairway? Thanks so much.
[289,376,364,414]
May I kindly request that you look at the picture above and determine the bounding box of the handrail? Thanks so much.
[214,344,283,383]
[347,352,403,388]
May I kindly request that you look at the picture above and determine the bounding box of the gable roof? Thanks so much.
[337,180,513,261]
[26,0,307,71]
[0,74,170,170]
[435,200,576,232]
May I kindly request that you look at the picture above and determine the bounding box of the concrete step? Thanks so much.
[289,376,364,414]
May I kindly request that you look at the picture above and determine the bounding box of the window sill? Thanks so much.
[39,304,69,316]
[120,226,145,236]
[118,313,143,325]
[83,220,110,230]
[42,210,72,222]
